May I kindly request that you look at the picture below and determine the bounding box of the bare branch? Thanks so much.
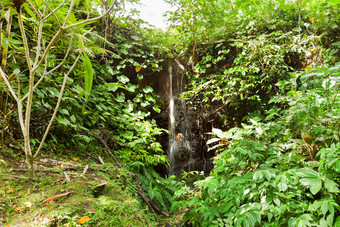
[34,54,81,159]
[0,67,18,101]
[35,0,116,72]
[63,0,116,30]
[44,0,62,28]
[33,29,62,72]
[21,30,76,101]
[1,10,12,69]
[34,17,46,66]
[63,0,75,27]
[18,9,32,71]
[17,101,26,135]
[44,0,66,22]
[27,0,42,18]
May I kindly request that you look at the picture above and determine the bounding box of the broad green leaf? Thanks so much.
[327,214,334,226]
[300,177,322,195]
[56,117,70,126]
[143,86,153,93]
[321,202,328,216]
[334,216,340,226]
[117,75,130,84]
[296,168,320,178]
[82,53,93,112]
[324,180,340,193]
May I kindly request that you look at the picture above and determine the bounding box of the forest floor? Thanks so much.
[0,154,169,226]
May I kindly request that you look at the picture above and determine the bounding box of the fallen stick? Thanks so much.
[43,191,73,203]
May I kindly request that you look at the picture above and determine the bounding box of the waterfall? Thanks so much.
[168,60,195,176]
[168,64,176,175]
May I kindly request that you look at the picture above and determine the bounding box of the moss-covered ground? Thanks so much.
[0,154,158,226]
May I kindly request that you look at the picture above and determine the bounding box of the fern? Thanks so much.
[137,167,183,213]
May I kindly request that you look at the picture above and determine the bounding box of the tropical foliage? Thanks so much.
[172,65,340,226]
[1,0,339,226]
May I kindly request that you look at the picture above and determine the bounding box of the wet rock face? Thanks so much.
[142,59,215,177]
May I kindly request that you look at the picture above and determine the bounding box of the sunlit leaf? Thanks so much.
[78,216,90,224]
[135,65,142,72]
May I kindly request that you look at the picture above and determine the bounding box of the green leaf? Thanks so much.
[117,75,130,84]
[334,216,340,226]
[249,119,258,125]
[143,86,153,93]
[296,168,319,178]
[255,127,263,135]
[300,177,322,195]
[321,202,330,216]
[324,180,340,193]
[82,53,93,112]
[56,117,70,126]
[70,115,76,123]
[153,106,161,113]
[104,83,126,90]
[327,214,334,226]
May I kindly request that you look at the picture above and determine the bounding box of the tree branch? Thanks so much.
[27,0,42,18]
[18,9,32,72]
[0,67,18,100]
[44,0,62,28]
[43,0,66,22]
[34,54,81,159]
[63,0,117,30]
[21,30,76,101]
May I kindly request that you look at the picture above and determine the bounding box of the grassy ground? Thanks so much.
[0,154,157,226]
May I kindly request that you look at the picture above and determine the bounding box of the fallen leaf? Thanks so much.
[303,65,312,70]
[124,198,136,203]
[24,202,32,208]
[87,209,96,214]
[135,65,142,73]
[78,216,90,224]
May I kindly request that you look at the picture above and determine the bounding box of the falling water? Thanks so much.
[168,60,195,176]
[168,64,176,175]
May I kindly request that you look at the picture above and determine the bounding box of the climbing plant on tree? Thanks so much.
[0,0,116,178]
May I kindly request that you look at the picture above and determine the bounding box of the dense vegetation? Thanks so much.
[0,0,339,226]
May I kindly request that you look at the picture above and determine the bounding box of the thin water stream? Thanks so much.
[167,60,195,176]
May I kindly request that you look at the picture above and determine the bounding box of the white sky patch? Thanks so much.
[125,0,175,29]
